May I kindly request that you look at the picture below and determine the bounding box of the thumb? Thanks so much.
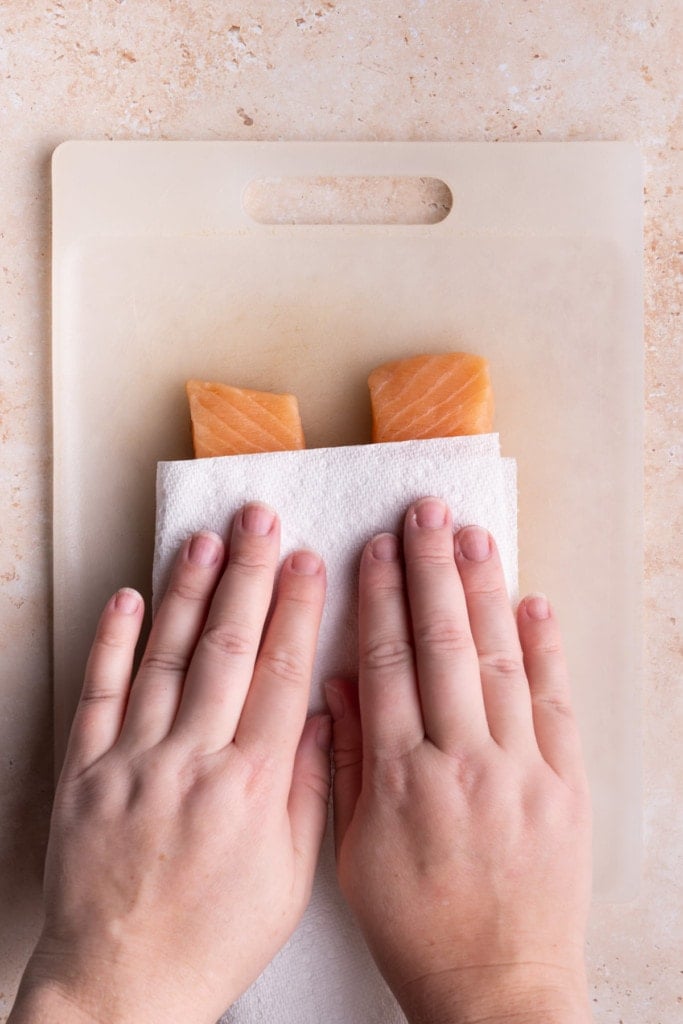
[325,679,363,859]
[289,714,332,878]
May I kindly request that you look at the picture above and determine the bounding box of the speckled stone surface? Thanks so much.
[0,1,680,1020]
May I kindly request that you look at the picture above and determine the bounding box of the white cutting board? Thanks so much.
[52,141,643,901]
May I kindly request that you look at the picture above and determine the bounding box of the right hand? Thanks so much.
[327,498,593,1024]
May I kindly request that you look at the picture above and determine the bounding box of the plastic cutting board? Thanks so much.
[52,141,643,900]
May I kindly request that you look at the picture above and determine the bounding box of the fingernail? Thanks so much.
[414,498,448,529]
[241,503,276,536]
[324,683,345,721]
[525,592,550,620]
[114,588,141,614]
[188,531,221,566]
[290,550,321,575]
[457,526,492,562]
[371,533,399,561]
[316,715,332,751]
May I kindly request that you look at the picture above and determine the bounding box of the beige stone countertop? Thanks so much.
[0,1,680,1021]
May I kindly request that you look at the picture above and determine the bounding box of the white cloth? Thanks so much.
[152,435,517,1023]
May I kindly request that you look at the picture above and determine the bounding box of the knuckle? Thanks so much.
[228,549,273,576]
[407,548,455,570]
[79,685,120,706]
[175,747,222,795]
[533,693,575,720]
[297,768,331,804]
[367,750,413,797]
[201,623,255,659]
[94,628,129,652]
[413,619,472,653]
[59,762,122,810]
[140,648,189,676]
[363,563,404,598]
[530,638,564,657]
[280,586,320,613]
[464,578,507,600]
[237,748,279,799]
[259,646,308,686]
[333,748,363,773]
[166,576,209,603]
[364,552,402,581]
[130,746,192,798]
[362,635,414,673]
[444,747,487,793]
[479,651,525,679]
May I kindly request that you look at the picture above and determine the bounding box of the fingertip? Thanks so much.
[366,533,400,563]
[296,713,333,755]
[289,549,324,577]
[519,592,552,622]
[238,501,278,537]
[325,677,360,721]
[187,530,224,567]
[113,588,143,615]
[408,496,450,531]
[361,535,403,590]
[324,681,346,722]
[454,525,493,563]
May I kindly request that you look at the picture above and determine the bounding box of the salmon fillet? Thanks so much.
[186,380,306,458]
[368,353,494,442]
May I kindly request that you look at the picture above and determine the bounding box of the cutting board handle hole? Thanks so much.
[242,176,452,225]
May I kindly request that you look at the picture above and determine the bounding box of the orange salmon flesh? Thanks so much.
[368,353,494,442]
[186,379,306,458]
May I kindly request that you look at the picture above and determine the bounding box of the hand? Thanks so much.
[12,504,331,1024]
[327,498,593,1024]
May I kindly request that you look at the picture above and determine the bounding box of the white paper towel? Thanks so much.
[152,435,517,1023]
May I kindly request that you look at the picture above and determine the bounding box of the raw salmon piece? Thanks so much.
[186,380,306,458]
[368,353,494,442]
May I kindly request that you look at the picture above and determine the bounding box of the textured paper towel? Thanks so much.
[153,435,517,1023]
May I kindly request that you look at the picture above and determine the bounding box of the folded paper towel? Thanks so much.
[153,434,517,1023]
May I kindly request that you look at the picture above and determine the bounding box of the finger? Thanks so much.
[517,594,585,781]
[288,714,332,887]
[358,533,424,756]
[234,550,326,766]
[119,532,224,750]
[403,499,488,751]
[454,526,535,752]
[64,589,144,775]
[325,678,363,859]
[172,503,279,750]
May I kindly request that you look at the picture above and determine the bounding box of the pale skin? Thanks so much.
[10,498,592,1024]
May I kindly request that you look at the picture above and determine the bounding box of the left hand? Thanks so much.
[12,504,330,1024]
